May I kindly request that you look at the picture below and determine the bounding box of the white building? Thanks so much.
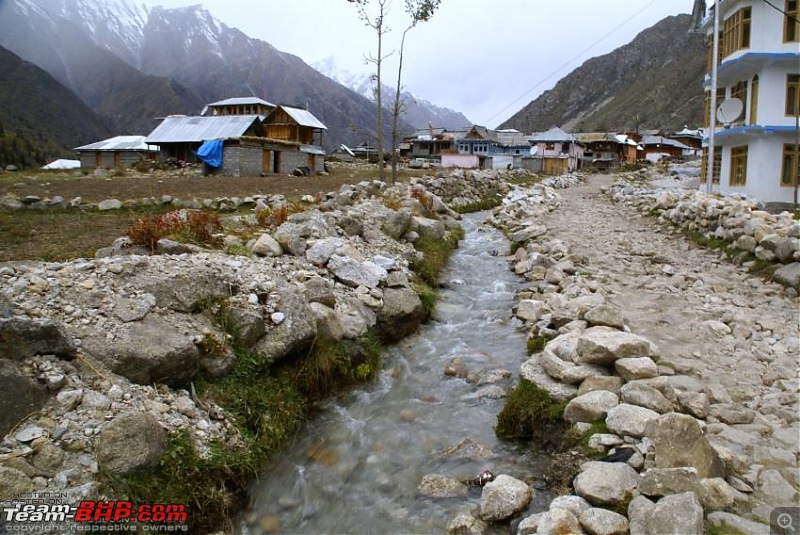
[702,0,800,207]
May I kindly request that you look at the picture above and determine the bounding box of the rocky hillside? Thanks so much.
[0,45,112,166]
[501,14,706,133]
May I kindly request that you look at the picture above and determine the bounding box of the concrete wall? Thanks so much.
[221,143,324,177]
[441,153,479,169]
[79,152,150,169]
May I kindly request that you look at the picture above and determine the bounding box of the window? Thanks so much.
[729,145,748,186]
[750,75,759,124]
[721,7,751,58]
[730,81,748,123]
[545,142,555,150]
[785,0,799,42]
[782,144,799,187]
[703,90,725,127]
[700,146,722,184]
[787,74,800,116]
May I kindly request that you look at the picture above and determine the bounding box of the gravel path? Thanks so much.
[542,174,799,523]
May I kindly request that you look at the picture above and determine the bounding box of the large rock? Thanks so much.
[573,462,640,507]
[619,382,673,414]
[327,255,388,289]
[0,317,77,361]
[576,327,653,366]
[479,474,532,521]
[138,270,233,313]
[614,357,658,381]
[412,216,446,241]
[381,210,412,240]
[310,302,345,340]
[535,508,584,535]
[253,288,317,362]
[564,390,619,424]
[773,262,800,286]
[646,412,725,478]
[417,474,467,498]
[0,360,48,438]
[583,305,625,329]
[250,233,283,257]
[520,358,578,401]
[446,508,487,535]
[638,467,703,498]
[376,287,425,341]
[605,403,659,438]
[96,412,166,474]
[82,315,200,385]
[304,237,346,265]
[648,492,704,535]
[578,507,629,535]
[0,467,33,499]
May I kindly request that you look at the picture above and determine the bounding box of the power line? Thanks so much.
[483,0,658,127]
[761,0,800,24]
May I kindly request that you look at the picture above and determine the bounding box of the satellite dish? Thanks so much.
[717,98,743,124]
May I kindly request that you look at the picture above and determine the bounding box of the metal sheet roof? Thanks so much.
[42,159,81,169]
[529,127,576,143]
[145,116,260,143]
[74,135,158,152]
[206,97,275,107]
[280,106,327,130]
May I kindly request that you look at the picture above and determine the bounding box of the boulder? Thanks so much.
[549,495,592,517]
[138,270,233,313]
[614,357,658,381]
[253,288,317,362]
[646,412,725,478]
[573,462,639,507]
[578,376,624,396]
[564,390,619,424]
[583,305,625,329]
[222,307,266,350]
[627,495,656,535]
[0,317,77,361]
[412,216,446,241]
[576,327,653,366]
[578,507,629,535]
[536,508,584,535]
[376,287,425,341]
[417,474,467,498]
[619,382,673,414]
[605,403,659,438]
[0,467,33,499]
[82,315,201,386]
[648,492,704,535]
[381,210,412,240]
[0,360,48,437]
[638,467,703,498]
[310,302,345,340]
[250,233,283,257]
[520,358,578,401]
[327,255,388,289]
[700,478,736,511]
[97,198,122,210]
[515,300,546,322]
[479,474,532,521]
[304,237,346,265]
[96,412,166,474]
[773,263,800,287]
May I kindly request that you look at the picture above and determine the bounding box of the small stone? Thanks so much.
[16,425,45,443]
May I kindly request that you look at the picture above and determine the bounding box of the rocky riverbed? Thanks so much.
[469,169,798,535]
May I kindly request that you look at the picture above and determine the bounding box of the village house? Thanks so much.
[575,132,641,170]
[701,0,800,207]
[528,126,585,174]
[74,135,159,169]
[640,135,694,162]
[145,99,327,176]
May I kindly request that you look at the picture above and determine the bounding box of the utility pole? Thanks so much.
[705,0,720,195]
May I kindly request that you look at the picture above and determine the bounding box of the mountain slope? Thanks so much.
[501,14,706,133]
[313,57,472,131]
[0,0,204,135]
[0,45,112,166]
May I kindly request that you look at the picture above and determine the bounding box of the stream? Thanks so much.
[241,212,554,534]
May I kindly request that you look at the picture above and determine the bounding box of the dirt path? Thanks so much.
[543,174,799,522]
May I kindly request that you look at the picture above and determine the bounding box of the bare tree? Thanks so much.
[389,0,441,184]
[348,0,391,182]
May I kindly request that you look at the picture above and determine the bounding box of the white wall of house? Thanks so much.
[441,153,479,169]
[715,132,797,202]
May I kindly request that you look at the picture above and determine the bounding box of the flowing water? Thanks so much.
[242,213,554,534]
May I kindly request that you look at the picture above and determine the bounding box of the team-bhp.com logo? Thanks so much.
[1,498,188,532]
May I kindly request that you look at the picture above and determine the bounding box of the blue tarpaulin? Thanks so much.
[195,139,223,168]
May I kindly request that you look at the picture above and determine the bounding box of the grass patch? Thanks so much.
[451,197,502,214]
[411,227,463,288]
[412,281,437,321]
[526,335,548,355]
[127,209,222,252]
[707,524,748,535]
[495,379,570,449]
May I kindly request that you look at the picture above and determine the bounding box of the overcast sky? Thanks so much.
[141,0,696,128]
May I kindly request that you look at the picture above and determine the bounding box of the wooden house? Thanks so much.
[528,127,584,174]
[201,97,275,118]
[74,135,160,169]
[640,135,693,162]
[576,133,641,168]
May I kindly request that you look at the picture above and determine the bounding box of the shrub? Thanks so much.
[127,209,222,252]
[495,379,570,448]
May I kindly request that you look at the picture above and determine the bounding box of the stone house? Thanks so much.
[74,135,160,169]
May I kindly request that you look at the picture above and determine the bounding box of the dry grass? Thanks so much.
[0,164,433,262]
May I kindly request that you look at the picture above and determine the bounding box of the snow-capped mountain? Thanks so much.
[0,0,413,147]
[313,57,472,131]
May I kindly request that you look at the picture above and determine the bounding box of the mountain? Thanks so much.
[0,0,413,149]
[500,14,706,133]
[0,44,112,167]
[313,57,472,131]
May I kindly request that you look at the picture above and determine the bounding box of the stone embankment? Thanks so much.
[452,171,797,535]
[0,169,512,527]
[606,172,800,290]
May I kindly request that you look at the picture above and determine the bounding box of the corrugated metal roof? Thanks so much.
[145,116,260,143]
[300,144,326,155]
[42,159,81,169]
[529,127,576,143]
[207,97,275,107]
[280,106,328,130]
[642,136,692,150]
[74,135,158,152]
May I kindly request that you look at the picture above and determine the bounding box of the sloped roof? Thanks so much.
[75,135,157,152]
[529,126,576,143]
[463,125,499,142]
[268,106,327,130]
[145,116,261,143]
[496,130,530,146]
[641,136,692,150]
[206,97,275,108]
